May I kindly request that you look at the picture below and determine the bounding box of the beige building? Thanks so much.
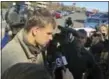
[36,2,48,8]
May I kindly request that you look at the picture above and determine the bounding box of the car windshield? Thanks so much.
[91,14,100,17]
[87,18,99,23]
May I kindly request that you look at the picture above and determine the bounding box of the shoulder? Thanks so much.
[2,36,28,59]
[2,38,20,53]
[2,38,28,73]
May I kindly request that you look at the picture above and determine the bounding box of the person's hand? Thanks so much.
[62,68,74,79]
[96,32,102,35]
[8,31,12,36]
[96,32,105,41]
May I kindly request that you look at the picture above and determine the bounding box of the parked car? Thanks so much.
[66,11,73,14]
[59,11,69,16]
[56,11,64,16]
[90,13,108,20]
[55,12,62,19]
[85,11,94,17]
[103,20,109,25]
[84,17,107,29]
[72,11,75,13]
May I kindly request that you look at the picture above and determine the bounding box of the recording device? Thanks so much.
[57,25,78,43]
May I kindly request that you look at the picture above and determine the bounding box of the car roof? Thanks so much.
[91,13,108,18]
[87,17,100,20]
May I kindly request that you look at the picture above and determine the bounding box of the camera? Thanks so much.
[92,31,101,37]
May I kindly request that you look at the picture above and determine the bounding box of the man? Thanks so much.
[20,2,34,22]
[58,29,104,79]
[2,63,52,79]
[5,2,25,39]
[65,17,73,28]
[2,8,74,79]
[77,29,104,79]
[77,29,87,47]
[2,8,56,74]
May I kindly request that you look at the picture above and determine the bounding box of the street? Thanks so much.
[55,12,87,33]
[56,12,86,28]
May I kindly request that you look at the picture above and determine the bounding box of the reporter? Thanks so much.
[98,24,108,41]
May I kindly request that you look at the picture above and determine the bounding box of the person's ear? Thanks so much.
[31,27,39,36]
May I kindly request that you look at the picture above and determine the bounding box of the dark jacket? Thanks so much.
[60,38,104,79]
[5,6,24,36]
[2,63,51,79]
[65,18,73,27]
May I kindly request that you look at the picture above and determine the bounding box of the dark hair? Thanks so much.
[24,8,56,32]
[68,17,71,19]
[2,63,51,79]
[77,29,87,38]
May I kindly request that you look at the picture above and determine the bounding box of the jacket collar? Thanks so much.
[15,29,43,59]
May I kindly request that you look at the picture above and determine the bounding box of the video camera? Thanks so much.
[91,31,106,37]
[57,25,79,43]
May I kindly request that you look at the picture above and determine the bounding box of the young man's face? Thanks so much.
[34,24,54,47]
[79,37,87,46]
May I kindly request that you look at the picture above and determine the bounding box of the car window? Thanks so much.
[101,14,108,18]
[87,18,99,23]
[101,19,107,23]
[91,14,100,17]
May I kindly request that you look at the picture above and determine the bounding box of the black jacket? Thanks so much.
[60,38,104,79]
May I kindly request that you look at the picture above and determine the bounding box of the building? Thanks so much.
[36,2,48,8]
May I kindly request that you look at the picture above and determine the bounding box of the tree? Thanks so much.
[1,1,12,8]
[81,7,86,12]
[75,6,81,12]
[30,1,38,7]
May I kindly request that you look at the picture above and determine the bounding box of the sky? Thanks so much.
[61,2,108,12]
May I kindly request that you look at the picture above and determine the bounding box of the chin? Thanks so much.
[42,44,46,47]
[41,43,47,47]
[44,42,49,47]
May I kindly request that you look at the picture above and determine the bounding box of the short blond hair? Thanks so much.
[24,8,56,32]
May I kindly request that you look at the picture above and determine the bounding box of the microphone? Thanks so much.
[55,52,68,71]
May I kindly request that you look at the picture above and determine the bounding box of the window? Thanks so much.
[87,18,99,23]
[101,14,108,18]
[101,20,107,23]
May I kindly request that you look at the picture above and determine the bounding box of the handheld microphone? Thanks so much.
[55,52,68,71]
